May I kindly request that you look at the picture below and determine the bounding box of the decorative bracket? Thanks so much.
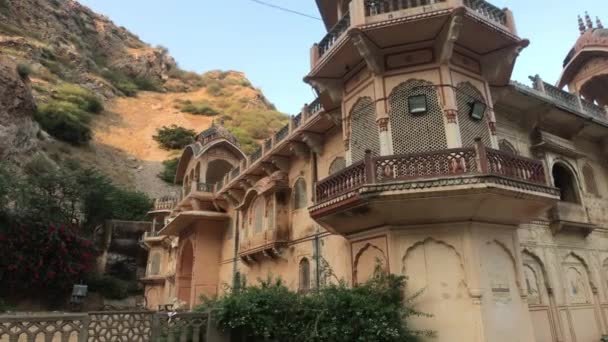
[271,156,290,172]
[244,175,261,187]
[261,162,278,176]
[228,189,244,203]
[290,141,310,159]
[481,39,529,86]
[302,132,324,155]
[435,8,464,64]
[350,28,384,75]
[304,77,343,104]
[238,180,251,191]
[222,193,239,207]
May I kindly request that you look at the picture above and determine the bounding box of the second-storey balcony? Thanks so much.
[308,0,520,83]
[239,228,289,262]
[311,141,559,235]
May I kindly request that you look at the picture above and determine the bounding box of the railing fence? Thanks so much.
[0,311,214,342]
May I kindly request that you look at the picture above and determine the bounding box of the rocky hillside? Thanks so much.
[0,0,288,197]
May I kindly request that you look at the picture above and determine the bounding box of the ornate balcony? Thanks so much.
[153,196,179,212]
[239,228,289,262]
[311,141,559,235]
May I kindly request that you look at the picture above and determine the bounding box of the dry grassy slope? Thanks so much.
[87,84,267,198]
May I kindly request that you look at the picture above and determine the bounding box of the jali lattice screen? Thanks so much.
[388,79,447,155]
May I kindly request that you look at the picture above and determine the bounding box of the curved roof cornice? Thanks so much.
[174,139,246,183]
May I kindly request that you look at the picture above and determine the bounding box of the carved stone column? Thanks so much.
[377,117,392,156]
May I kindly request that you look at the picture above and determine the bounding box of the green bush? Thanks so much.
[153,125,196,150]
[200,272,431,342]
[54,84,103,113]
[158,158,180,184]
[178,100,219,116]
[101,69,138,97]
[16,63,31,79]
[35,101,92,145]
[207,83,224,97]
[133,76,164,92]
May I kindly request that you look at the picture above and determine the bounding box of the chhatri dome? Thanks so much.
[559,13,608,106]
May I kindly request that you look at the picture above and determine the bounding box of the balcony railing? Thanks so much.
[318,11,350,58]
[213,100,327,195]
[528,75,608,121]
[197,182,215,193]
[154,196,178,211]
[463,0,507,25]
[316,142,548,203]
[365,0,447,16]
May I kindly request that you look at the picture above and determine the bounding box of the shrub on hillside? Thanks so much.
[158,158,180,184]
[16,63,31,79]
[177,99,219,116]
[199,272,431,342]
[133,76,164,92]
[153,125,196,150]
[207,83,224,97]
[55,84,104,113]
[101,69,138,96]
[35,101,92,145]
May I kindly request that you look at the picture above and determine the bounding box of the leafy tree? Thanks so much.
[153,125,196,150]
[0,222,96,296]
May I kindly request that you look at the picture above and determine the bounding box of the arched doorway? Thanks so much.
[206,159,234,184]
[177,240,194,307]
[552,163,579,203]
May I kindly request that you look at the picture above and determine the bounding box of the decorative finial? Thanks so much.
[578,15,586,34]
[597,17,604,29]
[585,12,594,30]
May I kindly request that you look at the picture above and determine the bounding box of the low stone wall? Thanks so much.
[0,310,222,342]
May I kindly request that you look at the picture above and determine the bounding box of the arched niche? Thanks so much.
[177,240,194,306]
[349,97,380,162]
[299,257,311,292]
[401,238,472,341]
[552,162,581,203]
[353,243,387,285]
[205,159,233,184]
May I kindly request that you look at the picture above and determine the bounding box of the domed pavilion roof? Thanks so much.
[558,14,608,88]
[196,122,239,147]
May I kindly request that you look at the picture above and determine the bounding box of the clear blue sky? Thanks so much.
[78,0,605,114]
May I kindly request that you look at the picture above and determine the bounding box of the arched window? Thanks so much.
[552,163,579,203]
[350,97,380,162]
[299,258,311,292]
[266,197,275,230]
[498,139,518,155]
[293,178,307,210]
[582,163,599,196]
[252,197,265,233]
[388,79,447,155]
[328,157,346,175]
[456,82,492,148]
[150,253,161,276]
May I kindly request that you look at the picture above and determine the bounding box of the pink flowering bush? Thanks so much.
[0,223,96,294]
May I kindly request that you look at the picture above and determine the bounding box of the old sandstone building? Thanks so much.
[141,2,608,341]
